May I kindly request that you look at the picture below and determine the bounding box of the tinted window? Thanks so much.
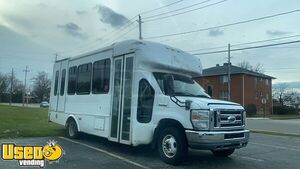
[137,79,155,123]
[60,69,66,96]
[76,63,92,94]
[54,70,59,96]
[68,66,77,95]
[92,59,111,93]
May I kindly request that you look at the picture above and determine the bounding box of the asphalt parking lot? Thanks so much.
[1,133,299,169]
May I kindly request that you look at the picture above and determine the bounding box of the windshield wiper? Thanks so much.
[194,94,210,98]
[174,92,209,98]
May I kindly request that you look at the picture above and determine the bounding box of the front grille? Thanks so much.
[213,110,244,129]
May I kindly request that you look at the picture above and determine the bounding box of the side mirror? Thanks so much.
[163,74,174,96]
[185,100,192,110]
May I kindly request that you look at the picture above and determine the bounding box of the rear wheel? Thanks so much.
[212,149,235,157]
[66,119,79,139]
[158,127,187,165]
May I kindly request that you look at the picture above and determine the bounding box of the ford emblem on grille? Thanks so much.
[228,115,236,123]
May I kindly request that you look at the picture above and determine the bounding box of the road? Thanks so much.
[247,118,300,135]
[0,133,299,169]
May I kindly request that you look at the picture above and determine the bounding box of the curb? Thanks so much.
[251,130,300,137]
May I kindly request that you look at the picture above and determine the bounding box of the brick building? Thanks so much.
[195,63,275,115]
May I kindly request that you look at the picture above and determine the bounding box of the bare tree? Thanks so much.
[237,61,265,73]
[272,83,288,105]
[32,72,51,102]
[0,73,9,102]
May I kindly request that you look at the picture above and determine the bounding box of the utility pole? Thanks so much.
[9,68,14,105]
[22,66,30,107]
[138,15,143,40]
[227,44,231,101]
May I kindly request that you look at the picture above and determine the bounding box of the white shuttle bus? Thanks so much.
[49,40,249,164]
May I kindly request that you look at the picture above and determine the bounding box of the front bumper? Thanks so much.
[185,129,250,150]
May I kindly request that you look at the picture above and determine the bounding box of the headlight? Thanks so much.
[191,110,210,130]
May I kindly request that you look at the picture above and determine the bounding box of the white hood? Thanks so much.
[176,96,244,110]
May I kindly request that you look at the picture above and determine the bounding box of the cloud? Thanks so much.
[76,10,87,15]
[56,22,87,39]
[266,30,290,36]
[96,5,129,28]
[208,29,224,37]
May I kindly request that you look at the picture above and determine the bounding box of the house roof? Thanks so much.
[199,63,275,79]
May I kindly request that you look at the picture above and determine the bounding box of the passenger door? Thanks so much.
[57,60,68,112]
[109,54,134,144]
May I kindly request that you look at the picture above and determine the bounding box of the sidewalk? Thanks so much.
[0,102,40,108]
[247,118,300,136]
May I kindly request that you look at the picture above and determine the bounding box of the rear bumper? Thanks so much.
[185,129,250,150]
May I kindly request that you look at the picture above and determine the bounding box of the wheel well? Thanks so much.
[152,118,186,148]
[66,116,77,128]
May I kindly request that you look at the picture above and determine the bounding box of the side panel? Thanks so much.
[64,50,113,137]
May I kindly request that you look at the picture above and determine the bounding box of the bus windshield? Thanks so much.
[153,72,210,98]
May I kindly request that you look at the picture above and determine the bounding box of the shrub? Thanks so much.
[273,105,298,115]
[245,104,257,116]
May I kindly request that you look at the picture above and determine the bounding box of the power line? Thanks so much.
[143,0,213,19]
[193,39,300,55]
[266,66,300,71]
[140,0,185,15]
[59,16,138,56]
[70,24,139,56]
[144,0,226,22]
[188,34,300,52]
[145,9,300,39]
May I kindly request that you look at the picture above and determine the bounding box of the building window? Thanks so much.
[260,92,263,97]
[256,92,259,99]
[60,69,66,96]
[266,93,269,100]
[265,79,269,85]
[54,70,59,96]
[68,66,77,95]
[207,85,213,97]
[219,91,228,100]
[220,75,228,84]
[92,59,111,94]
[77,63,92,94]
[137,79,155,123]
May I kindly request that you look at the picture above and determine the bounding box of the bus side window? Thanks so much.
[137,79,155,123]
[76,63,92,95]
[60,69,66,96]
[68,66,77,95]
[54,70,59,96]
[92,58,111,94]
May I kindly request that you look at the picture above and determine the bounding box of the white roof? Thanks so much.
[58,39,202,77]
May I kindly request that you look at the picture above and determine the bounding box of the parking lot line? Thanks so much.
[239,156,264,162]
[59,137,150,169]
[250,142,300,152]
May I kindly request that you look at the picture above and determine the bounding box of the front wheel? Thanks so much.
[212,149,235,157]
[158,127,187,165]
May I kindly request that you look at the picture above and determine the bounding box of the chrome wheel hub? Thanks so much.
[162,134,177,158]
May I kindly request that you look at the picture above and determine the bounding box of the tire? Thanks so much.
[66,119,79,139]
[157,127,187,165]
[212,149,235,157]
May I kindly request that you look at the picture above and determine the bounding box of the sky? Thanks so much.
[0,0,300,88]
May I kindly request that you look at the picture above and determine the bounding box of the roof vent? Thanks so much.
[216,64,220,67]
